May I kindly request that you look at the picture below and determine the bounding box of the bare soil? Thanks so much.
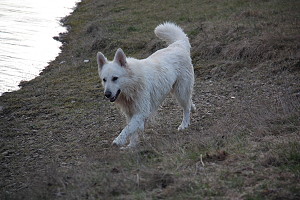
[1,0,299,199]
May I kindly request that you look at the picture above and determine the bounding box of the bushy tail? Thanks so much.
[154,22,191,51]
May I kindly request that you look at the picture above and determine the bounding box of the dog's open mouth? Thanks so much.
[110,89,121,102]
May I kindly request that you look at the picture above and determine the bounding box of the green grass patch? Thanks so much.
[279,142,300,175]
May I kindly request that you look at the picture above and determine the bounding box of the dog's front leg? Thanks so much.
[112,115,145,147]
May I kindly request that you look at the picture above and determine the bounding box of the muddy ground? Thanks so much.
[1,0,300,199]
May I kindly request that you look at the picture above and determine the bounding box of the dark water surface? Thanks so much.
[0,0,79,95]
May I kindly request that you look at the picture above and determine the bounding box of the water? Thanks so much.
[0,0,79,95]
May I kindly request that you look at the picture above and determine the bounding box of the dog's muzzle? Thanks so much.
[105,89,121,102]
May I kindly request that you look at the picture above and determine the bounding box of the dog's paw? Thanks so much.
[120,145,135,151]
[178,123,189,131]
[112,136,126,147]
[177,125,185,131]
[127,141,139,148]
[191,103,196,113]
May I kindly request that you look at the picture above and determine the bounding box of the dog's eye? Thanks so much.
[103,78,106,82]
[112,77,118,81]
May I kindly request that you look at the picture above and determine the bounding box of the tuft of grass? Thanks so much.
[269,142,300,175]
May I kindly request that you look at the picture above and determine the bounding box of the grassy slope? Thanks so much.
[1,0,300,199]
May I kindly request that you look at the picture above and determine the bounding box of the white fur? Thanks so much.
[97,22,195,148]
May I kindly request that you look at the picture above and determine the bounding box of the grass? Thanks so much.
[1,0,300,199]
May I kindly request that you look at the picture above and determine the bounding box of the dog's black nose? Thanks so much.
[105,91,112,98]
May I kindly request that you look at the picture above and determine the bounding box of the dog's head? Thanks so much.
[97,48,128,102]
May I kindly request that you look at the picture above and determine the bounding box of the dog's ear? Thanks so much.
[97,52,107,71]
[114,48,127,68]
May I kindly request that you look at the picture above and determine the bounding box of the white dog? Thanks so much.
[97,22,195,148]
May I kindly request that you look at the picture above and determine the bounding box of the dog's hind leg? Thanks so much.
[173,80,194,130]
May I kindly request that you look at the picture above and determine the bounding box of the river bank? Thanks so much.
[1,0,299,199]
